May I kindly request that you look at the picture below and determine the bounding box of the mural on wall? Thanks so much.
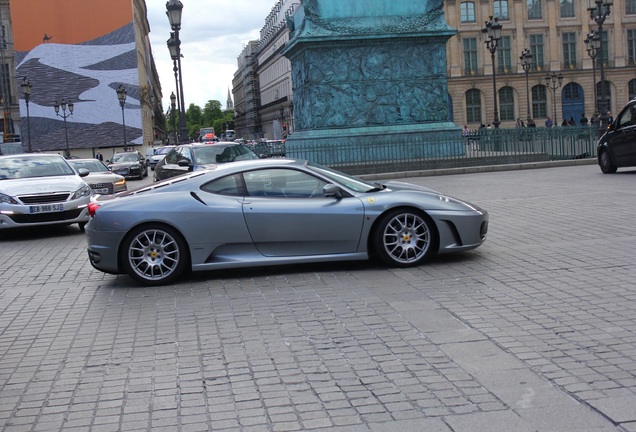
[11,0,141,152]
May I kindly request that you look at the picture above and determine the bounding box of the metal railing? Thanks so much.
[283,126,599,175]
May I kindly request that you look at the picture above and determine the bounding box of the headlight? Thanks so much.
[72,184,93,199]
[0,192,18,204]
[114,179,126,186]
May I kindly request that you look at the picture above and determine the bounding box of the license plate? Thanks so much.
[94,188,109,194]
[29,204,65,214]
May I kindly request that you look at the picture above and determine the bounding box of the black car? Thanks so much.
[597,99,636,173]
[107,151,148,180]
[154,142,260,181]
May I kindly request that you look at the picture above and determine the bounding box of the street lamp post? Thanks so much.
[116,85,127,147]
[519,48,533,125]
[545,72,564,125]
[584,31,601,123]
[170,92,177,144]
[20,77,32,153]
[54,99,74,158]
[482,16,502,128]
[166,0,188,143]
[588,0,612,128]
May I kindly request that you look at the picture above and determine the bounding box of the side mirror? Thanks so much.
[78,168,90,177]
[177,159,192,167]
[323,184,341,199]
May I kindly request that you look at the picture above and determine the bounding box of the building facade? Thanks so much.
[233,0,299,141]
[0,0,19,145]
[445,0,636,129]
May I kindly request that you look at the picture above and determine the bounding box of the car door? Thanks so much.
[240,168,365,257]
[158,147,191,179]
[610,105,636,167]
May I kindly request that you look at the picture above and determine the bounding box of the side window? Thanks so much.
[243,169,328,198]
[164,149,180,164]
[178,147,192,164]
[201,174,243,196]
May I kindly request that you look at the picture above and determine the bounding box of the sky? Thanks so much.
[145,0,277,113]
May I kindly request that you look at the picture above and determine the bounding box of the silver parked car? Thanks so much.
[0,153,92,230]
[86,159,488,285]
[68,159,127,195]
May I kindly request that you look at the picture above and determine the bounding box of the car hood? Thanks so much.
[383,181,440,194]
[84,172,124,183]
[108,161,139,169]
[0,175,87,195]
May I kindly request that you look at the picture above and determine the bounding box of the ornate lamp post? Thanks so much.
[170,92,177,144]
[116,85,127,146]
[166,0,188,143]
[545,72,564,124]
[584,31,601,122]
[588,0,612,127]
[519,48,533,125]
[482,16,502,128]
[54,99,74,158]
[20,77,32,153]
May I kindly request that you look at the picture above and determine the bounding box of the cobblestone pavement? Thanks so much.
[1,164,634,432]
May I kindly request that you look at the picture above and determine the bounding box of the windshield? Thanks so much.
[0,155,76,180]
[306,161,376,193]
[156,146,174,155]
[69,160,108,172]
[111,153,138,163]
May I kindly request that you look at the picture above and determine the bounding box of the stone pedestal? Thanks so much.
[282,0,461,164]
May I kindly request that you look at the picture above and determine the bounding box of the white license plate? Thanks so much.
[29,204,65,214]
[94,188,109,194]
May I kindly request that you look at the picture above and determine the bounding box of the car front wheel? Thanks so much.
[121,225,188,285]
[373,208,436,268]
[599,150,617,174]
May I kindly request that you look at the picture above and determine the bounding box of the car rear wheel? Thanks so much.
[599,150,617,174]
[121,224,188,285]
[373,208,436,268]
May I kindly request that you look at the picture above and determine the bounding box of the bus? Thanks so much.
[225,130,236,141]
[199,127,215,142]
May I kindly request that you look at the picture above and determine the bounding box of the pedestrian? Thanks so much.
[568,116,575,126]
[606,110,614,124]
[527,118,536,128]
[561,118,569,127]
[580,113,589,126]
[96,151,103,161]
[545,116,554,127]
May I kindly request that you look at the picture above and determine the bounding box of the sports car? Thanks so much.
[85,159,488,285]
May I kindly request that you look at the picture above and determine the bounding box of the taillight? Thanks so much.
[88,202,101,217]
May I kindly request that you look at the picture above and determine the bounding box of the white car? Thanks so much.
[149,146,175,170]
[67,159,127,195]
[0,153,92,230]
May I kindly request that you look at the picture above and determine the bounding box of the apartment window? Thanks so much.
[627,0,636,14]
[530,35,545,70]
[560,0,575,17]
[562,32,577,69]
[494,0,509,20]
[499,87,515,121]
[528,0,542,19]
[629,79,636,99]
[532,85,547,118]
[461,2,476,22]
[466,89,482,123]
[463,38,479,75]
[497,36,512,73]
[629,30,636,65]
